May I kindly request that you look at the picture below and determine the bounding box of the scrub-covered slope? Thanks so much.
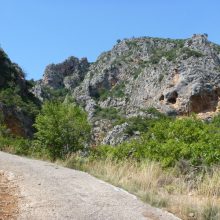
[0,48,40,137]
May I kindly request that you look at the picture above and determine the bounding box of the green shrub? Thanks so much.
[125,116,153,135]
[43,87,69,101]
[92,115,220,168]
[111,83,125,98]
[34,101,91,160]
[94,106,122,121]
[0,136,30,156]
[94,83,126,101]
[181,47,204,59]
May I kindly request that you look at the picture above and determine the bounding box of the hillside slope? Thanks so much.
[0,48,40,137]
[33,34,220,144]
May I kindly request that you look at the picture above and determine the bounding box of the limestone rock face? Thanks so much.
[32,56,90,101]
[73,34,220,117]
[101,123,129,146]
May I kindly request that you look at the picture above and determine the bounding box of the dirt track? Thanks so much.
[0,152,180,220]
[0,171,18,220]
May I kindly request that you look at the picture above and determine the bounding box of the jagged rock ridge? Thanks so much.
[33,56,90,101]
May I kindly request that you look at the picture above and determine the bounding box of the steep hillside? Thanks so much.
[33,34,220,145]
[0,48,40,137]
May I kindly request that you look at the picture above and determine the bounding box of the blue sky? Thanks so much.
[0,0,219,80]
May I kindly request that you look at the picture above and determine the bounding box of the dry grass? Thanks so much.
[63,155,220,220]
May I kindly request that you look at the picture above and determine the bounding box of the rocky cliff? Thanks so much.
[0,48,40,137]
[34,34,220,145]
[33,56,90,101]
[74,34,220,116]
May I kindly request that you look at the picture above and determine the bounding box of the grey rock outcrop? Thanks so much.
[101,123,129,146]
[72,34,220,144]
[33,56,90,101]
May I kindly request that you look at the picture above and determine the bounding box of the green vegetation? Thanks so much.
[149,48,179,64]
[124,116,149,135]
[60,109,220,220]
[0,88,40,117]
[110,83,125,98]
[0,48,40,119]
[133,67,143,79]
[90,87,109,101]
[93,82,126,101]
[181,47,204,59]
[43,87,69,101]
[148,44,203,65]
[0,135,31,156]
[94,106,122,121]
[34,101,91,160]
[148,40,185,64]
[1,100,220,219]
[91,114,220,168]
[0,112,31,155]
[125,40,139,49]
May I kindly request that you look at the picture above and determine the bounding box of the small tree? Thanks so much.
[34,101,91,160]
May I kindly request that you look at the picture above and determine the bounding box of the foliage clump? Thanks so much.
[94,106,122,121]
[92,114,220,168]
[92,82,126,101]
[34,101,91,160]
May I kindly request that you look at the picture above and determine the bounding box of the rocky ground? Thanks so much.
[0,152,180,220]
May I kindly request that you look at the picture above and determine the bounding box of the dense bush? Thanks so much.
[0,136,30,155]
[94,106,122,121]
[34,101,91,160]
[92,115,220,167]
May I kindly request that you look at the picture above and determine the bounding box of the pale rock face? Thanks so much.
[101,123,129,146]
[73,34,220,117]
[34,34,220,145]
[32,56,90,100]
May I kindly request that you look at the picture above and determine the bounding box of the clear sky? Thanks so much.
[0,0,219,80]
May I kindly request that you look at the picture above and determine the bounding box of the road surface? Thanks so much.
[0,151,180,220]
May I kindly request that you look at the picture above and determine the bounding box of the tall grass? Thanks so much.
[63,154,220,220]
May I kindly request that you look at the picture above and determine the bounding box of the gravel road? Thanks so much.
[0,151,180,220]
